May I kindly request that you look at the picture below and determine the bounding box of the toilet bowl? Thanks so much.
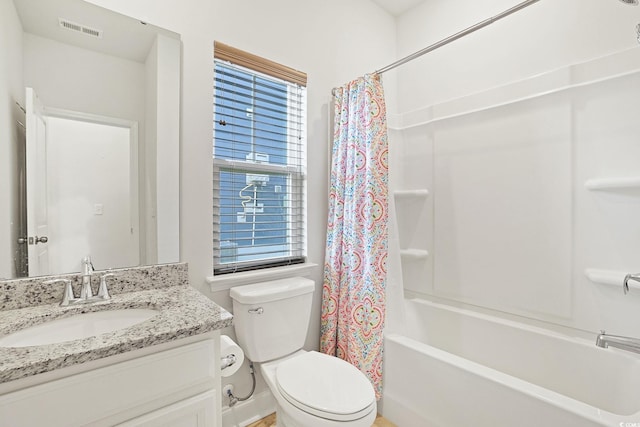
[230,278,377,427]
[261,351,376,427]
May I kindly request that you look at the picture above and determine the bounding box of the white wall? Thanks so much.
[392,0,640,337]
[46,117,138,273]
[143,33,180,266]
[395,0,640,112]
[398,0,640,112]
[154,34,180,264]
[144,36,158,265]
[22,33,146,124]
[0,0,24,279]
[83,0,397,420]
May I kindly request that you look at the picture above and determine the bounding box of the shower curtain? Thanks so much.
[320,73,388,399]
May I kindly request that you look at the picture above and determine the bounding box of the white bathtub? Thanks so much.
[382,298,640,427]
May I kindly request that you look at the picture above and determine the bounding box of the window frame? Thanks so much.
[213,44,307,275]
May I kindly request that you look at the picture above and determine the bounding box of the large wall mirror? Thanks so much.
[0,0,180,279]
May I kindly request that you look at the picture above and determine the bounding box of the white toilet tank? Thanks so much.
[230,277,315,362]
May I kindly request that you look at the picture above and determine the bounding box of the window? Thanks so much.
[213,42,307,275]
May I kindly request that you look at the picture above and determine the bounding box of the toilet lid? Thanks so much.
[276,351,376,421]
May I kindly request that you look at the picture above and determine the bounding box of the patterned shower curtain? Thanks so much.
[320,73,388,399]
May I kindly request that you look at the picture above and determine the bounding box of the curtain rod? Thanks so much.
[375,0,541,75]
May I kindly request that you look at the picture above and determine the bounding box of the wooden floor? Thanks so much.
[247,413,396,427]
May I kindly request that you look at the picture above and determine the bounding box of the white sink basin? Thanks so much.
[0,308,159,348]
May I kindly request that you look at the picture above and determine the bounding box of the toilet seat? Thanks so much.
[275,351,376,422]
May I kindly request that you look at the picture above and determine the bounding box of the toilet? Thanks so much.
[230,277,377,427]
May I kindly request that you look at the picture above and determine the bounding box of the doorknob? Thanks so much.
[25,236,48,245]
[35,236,48,244]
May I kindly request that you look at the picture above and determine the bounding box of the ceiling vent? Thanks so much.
[58,18,103,39]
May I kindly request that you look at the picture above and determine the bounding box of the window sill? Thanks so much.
[207,262,319,291]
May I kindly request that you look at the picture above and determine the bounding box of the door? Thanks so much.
[25,87,49,276]
[45,115,139,273]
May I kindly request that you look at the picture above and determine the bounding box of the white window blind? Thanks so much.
[213,58,307,275]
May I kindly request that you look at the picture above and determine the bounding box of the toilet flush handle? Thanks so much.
[248,307,264,314]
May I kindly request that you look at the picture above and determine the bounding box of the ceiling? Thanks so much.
[14,0,421,64]
[13,0,178,62]
[370,0,427,17]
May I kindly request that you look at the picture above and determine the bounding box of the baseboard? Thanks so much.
[221,390,276,427]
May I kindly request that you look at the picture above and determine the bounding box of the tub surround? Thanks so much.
[0,262,233,384]
[389,46,640,337]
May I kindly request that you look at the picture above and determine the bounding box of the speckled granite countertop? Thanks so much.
[0,264,233,384]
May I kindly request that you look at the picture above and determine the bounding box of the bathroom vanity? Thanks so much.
[0,263,232,427]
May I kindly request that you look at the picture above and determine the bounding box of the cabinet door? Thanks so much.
[117,390,217,427]
[0,339,216,427]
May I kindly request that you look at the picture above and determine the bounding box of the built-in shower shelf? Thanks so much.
[400,249,429,260]
[584,268,640,291]
[394,189,429,199]
[584,177,640,191]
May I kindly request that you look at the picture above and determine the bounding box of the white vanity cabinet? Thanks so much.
[117,390,216,427]
[0,335,221,427]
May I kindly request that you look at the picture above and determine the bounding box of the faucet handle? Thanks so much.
[623,273,640,295]
[44,279,76,306]
[82,256,94,274]
[97,273,116,300]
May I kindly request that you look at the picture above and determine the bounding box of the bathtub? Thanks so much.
[382,298,640,427]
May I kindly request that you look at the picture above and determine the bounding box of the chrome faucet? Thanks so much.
[52,256,115,306]
[624,273,640,294]
[80,256,94,300]
[596,330,640,354]
[45,278,78,306]
[97,273,115,300]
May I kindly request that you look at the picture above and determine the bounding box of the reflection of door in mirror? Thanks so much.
[25,87,49,276]
[45,114,139,275]
[14,114,28,278]
[22,90,140,276]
